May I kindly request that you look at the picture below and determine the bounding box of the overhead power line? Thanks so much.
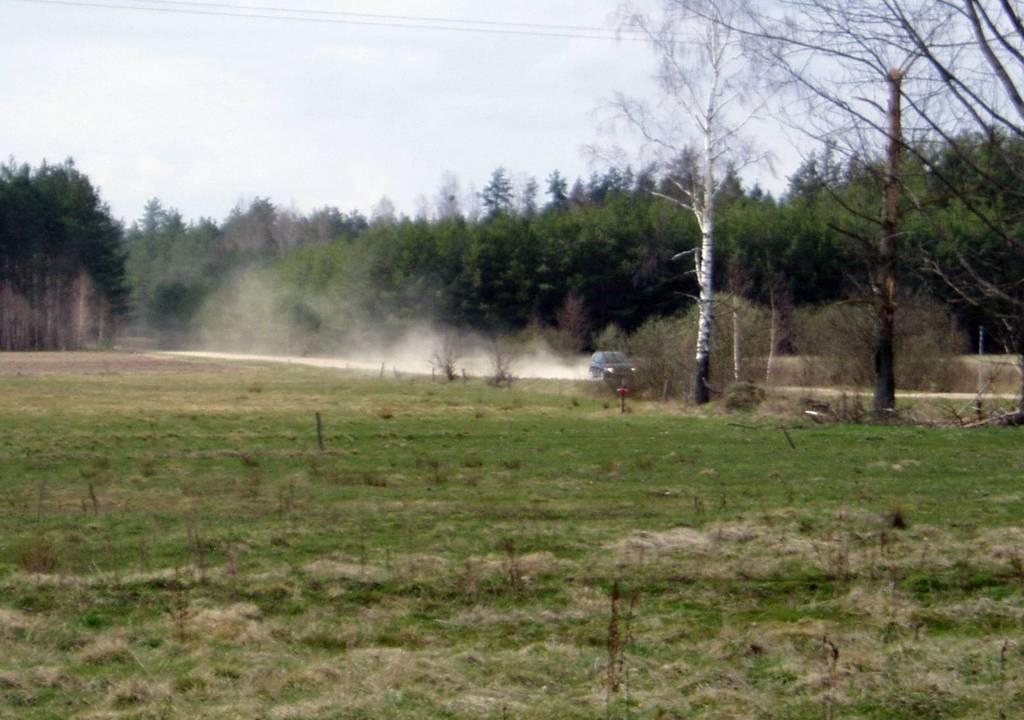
[131,0,636,35]
[11,0,648,41]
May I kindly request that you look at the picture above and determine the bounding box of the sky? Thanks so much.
[3,0,796,225]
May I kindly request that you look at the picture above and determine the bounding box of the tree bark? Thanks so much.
[1017,349,1024,416]
[874,69,902,415]
[694,220,715,404]
[693,99,718,406]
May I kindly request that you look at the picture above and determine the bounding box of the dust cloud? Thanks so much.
[171,326,591,381]
[340,327,592,380]
[173,270,593,380]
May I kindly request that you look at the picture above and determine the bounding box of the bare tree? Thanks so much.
[431,330,462,382]
[763,269,792,386]
[616,0,767,404]
[413,194,431,222]
[725,258,749,383]
[709,0,955,414]
[370,196,397,226]
[488,337,519,388]
[891,0,1024,413]
[731,0,1024,414]
[435,172,462,220]
[555,291,591,353]
[272,209,302,254]
[463,182,482,223]
[897,1,1024,137]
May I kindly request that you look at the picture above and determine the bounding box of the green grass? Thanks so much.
[1,359,1023,719]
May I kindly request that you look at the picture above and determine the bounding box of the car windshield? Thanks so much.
[602,352,627,363]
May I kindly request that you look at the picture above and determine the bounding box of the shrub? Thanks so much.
[626,315,687,399]
[488,337,520,387]
[790,294,967,392]
[627,294,772,401]
[723,382,766,411]
[430,330,462,382]
[593,323,628,352]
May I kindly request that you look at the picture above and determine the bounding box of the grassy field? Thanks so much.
[1,354,1023,719]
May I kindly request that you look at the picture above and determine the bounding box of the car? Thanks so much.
[589,351,636,383]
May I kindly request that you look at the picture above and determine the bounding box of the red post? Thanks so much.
[617,385,628,414]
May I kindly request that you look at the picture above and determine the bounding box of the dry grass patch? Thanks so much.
[836,585,919,623]
[302,556,387,582]
[975,524,1024,560]
[268,698,337,720]
[605,513,1001,583]
[4,564,203,589]
[342,647,451,695]
[686,680,772,718]
[32,666,75,690]
[0,608,32,639]
[473,550,564,580]
[77,636,133,665]
[610,526,712,559]
[190,602,265,643]
[391,552,450,580]
[0,671,24,690]
[446,691,525,717]
[107,677,169,708]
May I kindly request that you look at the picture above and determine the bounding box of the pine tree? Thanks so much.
[546,171,569,211]
[480,168,514,217]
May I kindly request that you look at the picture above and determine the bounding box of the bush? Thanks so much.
[593,323,628,352]
[627,294,772,401]
[724,382,766,411]
[626,315,687,399]
[790,294,967,391]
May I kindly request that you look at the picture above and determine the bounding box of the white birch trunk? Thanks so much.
[693,207,714,403]
[693,77,717,404]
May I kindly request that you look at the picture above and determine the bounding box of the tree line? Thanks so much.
[121,164,839,351]
[0,160,127,350]
[120,134,1010,364]
[1,129,1016,407]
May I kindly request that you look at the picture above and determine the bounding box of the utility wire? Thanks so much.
[126,0,640,36]
[11,0,646,41]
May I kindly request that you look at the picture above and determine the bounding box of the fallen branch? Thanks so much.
[728,423,799,449]
[962,410,1024,428]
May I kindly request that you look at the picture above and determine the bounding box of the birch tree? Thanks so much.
[616,0,764,404]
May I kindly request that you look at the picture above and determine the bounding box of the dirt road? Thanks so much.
[156,350,591,381]
[158,351,1021,403]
